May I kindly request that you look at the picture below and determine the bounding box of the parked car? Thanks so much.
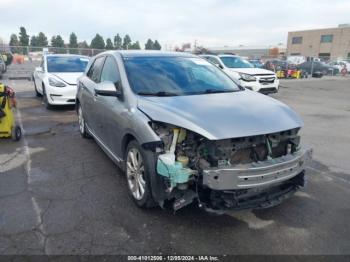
[264,59,290,71]
[248,59,263,68]
[200,54,279,94]
[76,51,312,213]
[287,55,306,65]
[297,61,339,75]
[0,55,6,78]
[329,61,350,73]
[265,60,308,79]
[33,54,89,108]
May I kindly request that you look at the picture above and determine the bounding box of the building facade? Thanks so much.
[287,24,350,60]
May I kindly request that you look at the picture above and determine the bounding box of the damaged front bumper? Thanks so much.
[202,148,313,190]
[205,172,306,212]
[197,148,313,212]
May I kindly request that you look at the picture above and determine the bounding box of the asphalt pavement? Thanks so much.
[0,77,350,255]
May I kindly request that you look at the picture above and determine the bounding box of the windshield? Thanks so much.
[220,56,254,68]
[46,56,89,73]
[123,56,241,96]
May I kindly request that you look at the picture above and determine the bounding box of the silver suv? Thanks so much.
[76,51,312,212]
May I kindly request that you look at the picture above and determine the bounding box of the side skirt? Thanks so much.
[86,124,125,169]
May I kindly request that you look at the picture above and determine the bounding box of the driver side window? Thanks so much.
[87,56,105,83]
[100,56,120,84]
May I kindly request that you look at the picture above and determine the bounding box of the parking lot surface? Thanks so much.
[0,77,350,255]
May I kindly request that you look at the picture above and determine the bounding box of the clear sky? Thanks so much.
[0,0,349,49]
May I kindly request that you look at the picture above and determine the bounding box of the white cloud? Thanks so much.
[0,0,349,48]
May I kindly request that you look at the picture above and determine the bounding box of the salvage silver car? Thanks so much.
[76,51,312,212]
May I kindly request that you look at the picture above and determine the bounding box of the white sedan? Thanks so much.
[200,54,279,94]
[33,54,89,108]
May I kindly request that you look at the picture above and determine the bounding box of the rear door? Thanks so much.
[80,56,106,135]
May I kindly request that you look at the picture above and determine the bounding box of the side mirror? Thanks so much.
[94,81,122,97]
[218,64,224,69]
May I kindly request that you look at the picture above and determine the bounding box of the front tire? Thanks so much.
[125,140,156,208]
[42,86,53,110]
[11,125,22,141]
[33,78,42,97]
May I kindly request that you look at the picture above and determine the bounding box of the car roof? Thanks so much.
[100,50,198,58]
[217,54,239,58]
[45,54,89,58]
[200,54,239,58]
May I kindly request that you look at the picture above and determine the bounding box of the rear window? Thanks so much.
[46,56,89,73]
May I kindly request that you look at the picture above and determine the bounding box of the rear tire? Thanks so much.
[78,104,91,138]
[125,140,156,208]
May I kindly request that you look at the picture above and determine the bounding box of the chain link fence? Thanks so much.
[7,46,106,63]
[1,46,107,79]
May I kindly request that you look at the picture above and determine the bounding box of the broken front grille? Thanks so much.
[202,129,300,167]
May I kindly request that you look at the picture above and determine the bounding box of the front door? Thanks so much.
[95,55,126,159]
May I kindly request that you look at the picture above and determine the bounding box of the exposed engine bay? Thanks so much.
[149,121,311,212]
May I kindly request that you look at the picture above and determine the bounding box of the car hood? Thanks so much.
[227,68,275,75]
[49,72,84,85]
[137,90,303,140]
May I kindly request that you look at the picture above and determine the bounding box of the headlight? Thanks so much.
[239,73,256,82]
[49,77,66,87]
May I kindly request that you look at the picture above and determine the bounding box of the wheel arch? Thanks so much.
[121,133,137,158]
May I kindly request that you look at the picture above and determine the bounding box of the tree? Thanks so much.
[114,34,122,50]
[9,34,20,53]
[30,36,38,46]
[19,26,29,54]
[129,41,141,50]
[51,35,65,53]
[90,34,105,49]
[36,32,48,47]
[9,34,19,46]
[19,27,29,46]
[122,34,131,50]
[153,40,161,50]
[30,32,47,52]
[69,32,78,48]
[105,38,114,50]
[51,35,65,47]
[145,39,154,50]
[69,32,78,54]
[78,41,89,49]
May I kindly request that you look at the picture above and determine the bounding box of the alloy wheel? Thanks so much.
[126,148,146,200]
[78,106,85,134]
